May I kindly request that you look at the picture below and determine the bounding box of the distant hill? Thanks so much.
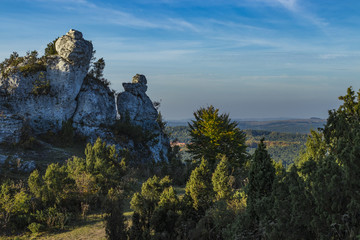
[167,118,326,134]
[235,118,326,134]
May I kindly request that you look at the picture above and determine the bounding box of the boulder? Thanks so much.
[55,29,93,66]
[117,74,157,127]
[18,160,36,173]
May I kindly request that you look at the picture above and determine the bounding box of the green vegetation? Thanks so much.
[188,105,247,170]
[0,138,127,236]
[44,38,59,56]
[17,51,47,77]
[2,87,360,239]
[236,118,326,133]
[167,126,307,167]
[0,51,46,80]
[31,72,50,96]
[87,57,111,87]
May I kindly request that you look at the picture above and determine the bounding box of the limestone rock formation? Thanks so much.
[118,74,169,162]
[118,74,157,126]
[0,29,92,133]
[0,30,170,163]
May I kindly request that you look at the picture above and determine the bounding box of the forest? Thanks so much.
[1,87,360,240]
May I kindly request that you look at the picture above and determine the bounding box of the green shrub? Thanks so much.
[44,38,59,56]
[0,181,30,231]
[31,72,50,96]
[111,120,145,143]
[0,50,47,80]
[18,51,46,77]
[0,52,22,79]
[28,222,43,234]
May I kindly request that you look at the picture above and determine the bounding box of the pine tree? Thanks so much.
[246,138,275,234]
[212,156,232,201]
[187,106,247,170]
[185,159,214,213]
[247,139,275,212]
[150,186,180,238]
[105,189,127,240]
[269,166,315,239]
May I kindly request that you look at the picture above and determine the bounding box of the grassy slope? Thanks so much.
[0,214,105,240]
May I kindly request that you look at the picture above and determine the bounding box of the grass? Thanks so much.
[37,213,106,240]
[0,213,106,240]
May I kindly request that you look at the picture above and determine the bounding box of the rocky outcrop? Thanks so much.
[0,29,92,133]
[118,74,157,126]
[0,30,170,163]
[55,29,93,66]
[117,74,169,162]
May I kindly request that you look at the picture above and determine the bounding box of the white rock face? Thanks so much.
[73,77,117,137]
[55,29,93,66]
[0,109,23,143]
[0,29,92,133]
[117,74,169,162]
[118,74,157,126]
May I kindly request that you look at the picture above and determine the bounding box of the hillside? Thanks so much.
[168,118,326,134]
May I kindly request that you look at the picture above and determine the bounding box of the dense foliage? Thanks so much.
[0,138,127,235]
[187,105,247,170]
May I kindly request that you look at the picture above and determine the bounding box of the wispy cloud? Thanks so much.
[254,0,328,28]
[34,0,200,32]
[274,0,298,11]
[318,53,348,60]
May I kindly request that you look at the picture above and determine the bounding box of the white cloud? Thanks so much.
[275,0,298,11]
[253,0,328,28]
[319,53,348,60]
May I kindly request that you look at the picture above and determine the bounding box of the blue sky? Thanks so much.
[1,0,360,120]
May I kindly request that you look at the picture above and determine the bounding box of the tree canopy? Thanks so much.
[187,105,247,169]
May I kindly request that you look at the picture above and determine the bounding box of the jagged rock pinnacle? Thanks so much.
[55,29,93,66]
